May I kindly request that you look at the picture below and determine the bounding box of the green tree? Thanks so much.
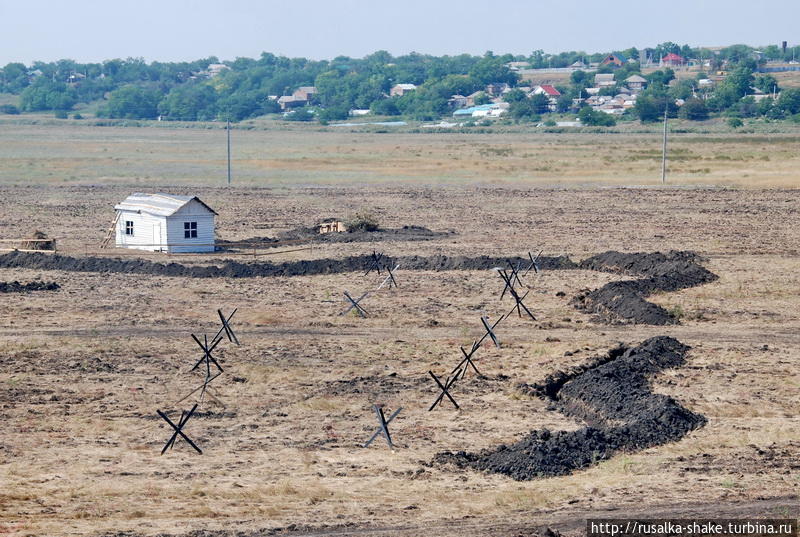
[530,93,551,114]
[502,89,528,103]
[1,62,30,93]
[472,91,491,105]
[635,94,677,122]
[20,78,77,111]
[370,98,400,116]
[468,52,518,85]
[777,89,800,115]
[508,99,538,121]
[578,106,616,126]
[158,83,218,120]
[678,98,709,120]
[754,74,779,94]
[103,85,160,119]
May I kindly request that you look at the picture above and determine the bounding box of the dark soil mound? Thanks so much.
[0,280,60,293]
[0,250,716,326]
[435,336,706,480]
[571,251,718,325]
[278,224,455,244]
[216,225,455,249]
[0,251,575,279]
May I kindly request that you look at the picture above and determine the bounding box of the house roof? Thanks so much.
[453,104,496,116]
[393,83,417,90]
[595,73,615,83]
[626,74,647,83]
[603,53,628,63]
[538,84,561,96]
[115,193,217,217]
[662,53,684,62]
[296,86,317,93]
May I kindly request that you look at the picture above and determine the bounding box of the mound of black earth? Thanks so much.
[571,251,718,325]
[278,224,455,243]
[435,336,706,480]
[0,280,60,293]
[0,251,575,279]
[216,225,455,250]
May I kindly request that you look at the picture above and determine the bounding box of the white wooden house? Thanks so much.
[114,193,217,253]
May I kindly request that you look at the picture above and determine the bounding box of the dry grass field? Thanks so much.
[0,123,799,537]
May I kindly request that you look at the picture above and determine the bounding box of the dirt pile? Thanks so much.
[278,224,455,244]
[0,280,60,293]
[19,230,56,251]
[216,225,455,250]
[0,251,575,279]
[571,251,718,325]
[435,337,706,479]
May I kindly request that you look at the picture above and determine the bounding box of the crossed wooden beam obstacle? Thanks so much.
[364,405,403,449]
[157,307,242,453]
[340,291,370,317]
[451,343,482,380]
[212,308,239,346]
[158,404,202,455]
[498,270,536,320]
[376,264,400,290]
[364,250,388,276]
[428,369,461,411]
[191,334,224,376]
[524,250,543,276]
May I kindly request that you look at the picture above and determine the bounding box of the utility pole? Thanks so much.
[661,106,668,185]
[226,117,232,186]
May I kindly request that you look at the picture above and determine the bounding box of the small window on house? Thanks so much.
[184,221,198,239]
[125,221,134,236]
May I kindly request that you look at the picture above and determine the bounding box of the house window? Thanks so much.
[125,221,134,236]
[184,221,198,239]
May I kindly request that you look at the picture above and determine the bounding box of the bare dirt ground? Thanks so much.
[1,181,799,537]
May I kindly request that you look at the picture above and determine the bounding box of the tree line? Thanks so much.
[1,43,799,124]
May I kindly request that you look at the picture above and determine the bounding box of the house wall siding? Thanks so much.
[165,214,215,253]
[115,211,166,251]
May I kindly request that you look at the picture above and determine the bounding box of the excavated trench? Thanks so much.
[0,250,717,325]
[572,251,718,325]
[435,336,707,479]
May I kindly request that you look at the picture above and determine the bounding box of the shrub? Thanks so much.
[54,110,68,119]
[727,117,743,128]
[0,104,20,115]
[72,113,83,120]
[283,108,315,122]
[578,106,616,126]
[345,212,380,232]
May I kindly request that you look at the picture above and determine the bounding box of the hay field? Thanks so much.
[0,123,799,537]
[0,122,799,188]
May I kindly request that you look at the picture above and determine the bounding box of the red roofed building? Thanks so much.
[533,84,561,97]
[661,53,685,66]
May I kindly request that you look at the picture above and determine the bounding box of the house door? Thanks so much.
[153,222,162,251]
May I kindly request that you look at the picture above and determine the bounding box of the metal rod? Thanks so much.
[661,105,668,185]
[227,118,232,186]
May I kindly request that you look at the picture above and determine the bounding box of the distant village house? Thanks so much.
[390,83,416,97]
[600,53,628,67]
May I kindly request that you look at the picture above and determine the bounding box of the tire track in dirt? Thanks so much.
[97,496,798,537]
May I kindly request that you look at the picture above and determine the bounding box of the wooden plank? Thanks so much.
[0,248,57,253]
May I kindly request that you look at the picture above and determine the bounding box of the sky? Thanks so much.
[1,0,799,65]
